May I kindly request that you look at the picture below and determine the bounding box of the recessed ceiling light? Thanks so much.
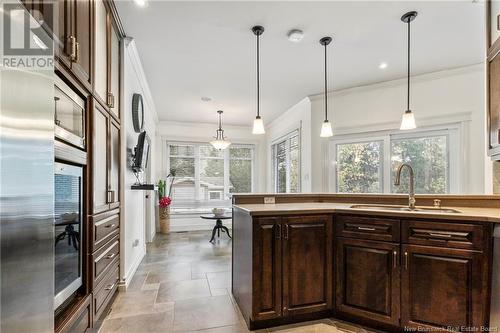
[379,62,388,69]
[287,29,304,43]
[134,0,147,7]
[201,96,212,102]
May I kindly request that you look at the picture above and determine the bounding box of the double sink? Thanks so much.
[350,204,462,214]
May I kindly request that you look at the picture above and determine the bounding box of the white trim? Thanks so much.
[119,244,146,291]
[124,39,158,124]
[309,63,484,101]
[328,124,464,194]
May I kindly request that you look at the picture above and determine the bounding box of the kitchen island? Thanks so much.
[231,194,500,332]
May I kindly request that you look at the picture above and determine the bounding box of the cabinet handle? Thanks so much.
[428,232,452,238]
[107,190,116,203]
[105,223,116,229]
[275,224,281,239]
[357,226,376,231]
[74,41,80,63]
[393,251,397,268]
[104,283,115,291]
[69,36,77,61]
[284,224,289,240]
[404,251,408,270]
[106,253,116,260]
[107,92,115,108]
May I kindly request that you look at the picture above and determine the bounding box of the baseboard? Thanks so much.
[120,245,146,291]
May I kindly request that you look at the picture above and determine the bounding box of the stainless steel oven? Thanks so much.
[54,162,83,309]
[54,76,85,149]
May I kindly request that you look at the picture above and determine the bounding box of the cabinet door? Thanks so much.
[71,0,93,89]
[401,244,489,331]
[282,215,332,317]
[252,218,282,321]
[109,120,120,209]
[335,238,400,326]
[92,101,109,214]
[94,0,108,106]
[109,25,120,119]
[49,0,72,68]
[489,51,500,153]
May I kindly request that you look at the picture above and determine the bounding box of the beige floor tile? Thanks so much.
[156,279,211,303]
[145,267,192,285]
[207,271,231,290]
[172,295,240,332]
[100,311,174,333]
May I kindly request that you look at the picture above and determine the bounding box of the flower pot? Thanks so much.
[159,206,170,234]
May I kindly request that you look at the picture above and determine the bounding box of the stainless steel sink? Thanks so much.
[349,204,462,214]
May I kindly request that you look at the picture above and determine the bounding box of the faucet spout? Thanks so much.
[394,163,415,209]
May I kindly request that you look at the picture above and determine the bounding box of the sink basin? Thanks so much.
[349,204,462,214]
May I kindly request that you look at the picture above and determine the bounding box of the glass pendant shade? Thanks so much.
[400,110,416,130]
[320,120,333,138]
[210,110,231,150]
[252,116,265,135]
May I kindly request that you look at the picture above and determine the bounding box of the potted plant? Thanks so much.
[158,171,175,234]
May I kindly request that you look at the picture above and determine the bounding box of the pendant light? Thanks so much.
[252,25,265,135]
[400,11,418,130]
[210,110,231,150]
[319,36,333,138]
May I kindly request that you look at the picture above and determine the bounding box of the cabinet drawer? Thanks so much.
[94,263,119,320]
[335,215,400,242]
[56,294,92,333]
[402,220,485,250]
[92,212,119,251]
[93,236,119,284]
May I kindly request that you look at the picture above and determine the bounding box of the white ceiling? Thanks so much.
[116,1,485,126]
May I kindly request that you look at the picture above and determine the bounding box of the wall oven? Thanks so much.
[54,162,83,309]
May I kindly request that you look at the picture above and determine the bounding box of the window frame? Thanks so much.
[166,141,256,207]
[271,129,301,193]
[329,126,461,194]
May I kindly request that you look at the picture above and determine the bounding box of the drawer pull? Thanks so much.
[106,253,116,260]
[429,232,453,238]
[104,283,115,291]
[393,251,398,268]
[275,224,281,239]
[357,226,376,231]
[105,223,116,229]
[404,251,408,270]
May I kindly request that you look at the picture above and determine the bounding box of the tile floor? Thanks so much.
[99,231,375,333]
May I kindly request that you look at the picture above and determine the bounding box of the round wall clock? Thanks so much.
[132,93,144,133]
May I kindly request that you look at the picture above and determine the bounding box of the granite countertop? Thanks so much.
[233,202,500,223]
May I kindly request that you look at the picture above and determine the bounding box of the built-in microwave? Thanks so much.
[54,76,85,149]
[54,162,83,309]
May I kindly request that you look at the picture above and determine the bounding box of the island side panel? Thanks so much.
[232,207,253,326]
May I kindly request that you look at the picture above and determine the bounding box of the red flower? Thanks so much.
[159,196,172,208]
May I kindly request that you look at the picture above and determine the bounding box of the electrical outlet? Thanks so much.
[264,197,275,204]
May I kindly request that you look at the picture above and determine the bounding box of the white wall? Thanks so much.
[120,39,158,288]
[308,64,490,194]
[265,97,312,192]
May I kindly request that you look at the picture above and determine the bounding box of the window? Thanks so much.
[336,141,383,193]
[167,143,255,211]
[331,128,458,194]
[272,130,300,193]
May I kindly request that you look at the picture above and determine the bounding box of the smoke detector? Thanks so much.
[287,29,304,42]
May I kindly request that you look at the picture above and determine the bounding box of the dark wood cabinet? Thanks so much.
[335,238,400,326]
[401,244,489,331]
[250,215,332,323]
[252,218,282,321]
[91,99,120,214]
[282,215,332,316]
[71,0,93,88]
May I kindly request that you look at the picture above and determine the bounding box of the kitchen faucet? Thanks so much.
[394,163,416,210]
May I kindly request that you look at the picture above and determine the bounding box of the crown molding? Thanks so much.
[308,63,484,101]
